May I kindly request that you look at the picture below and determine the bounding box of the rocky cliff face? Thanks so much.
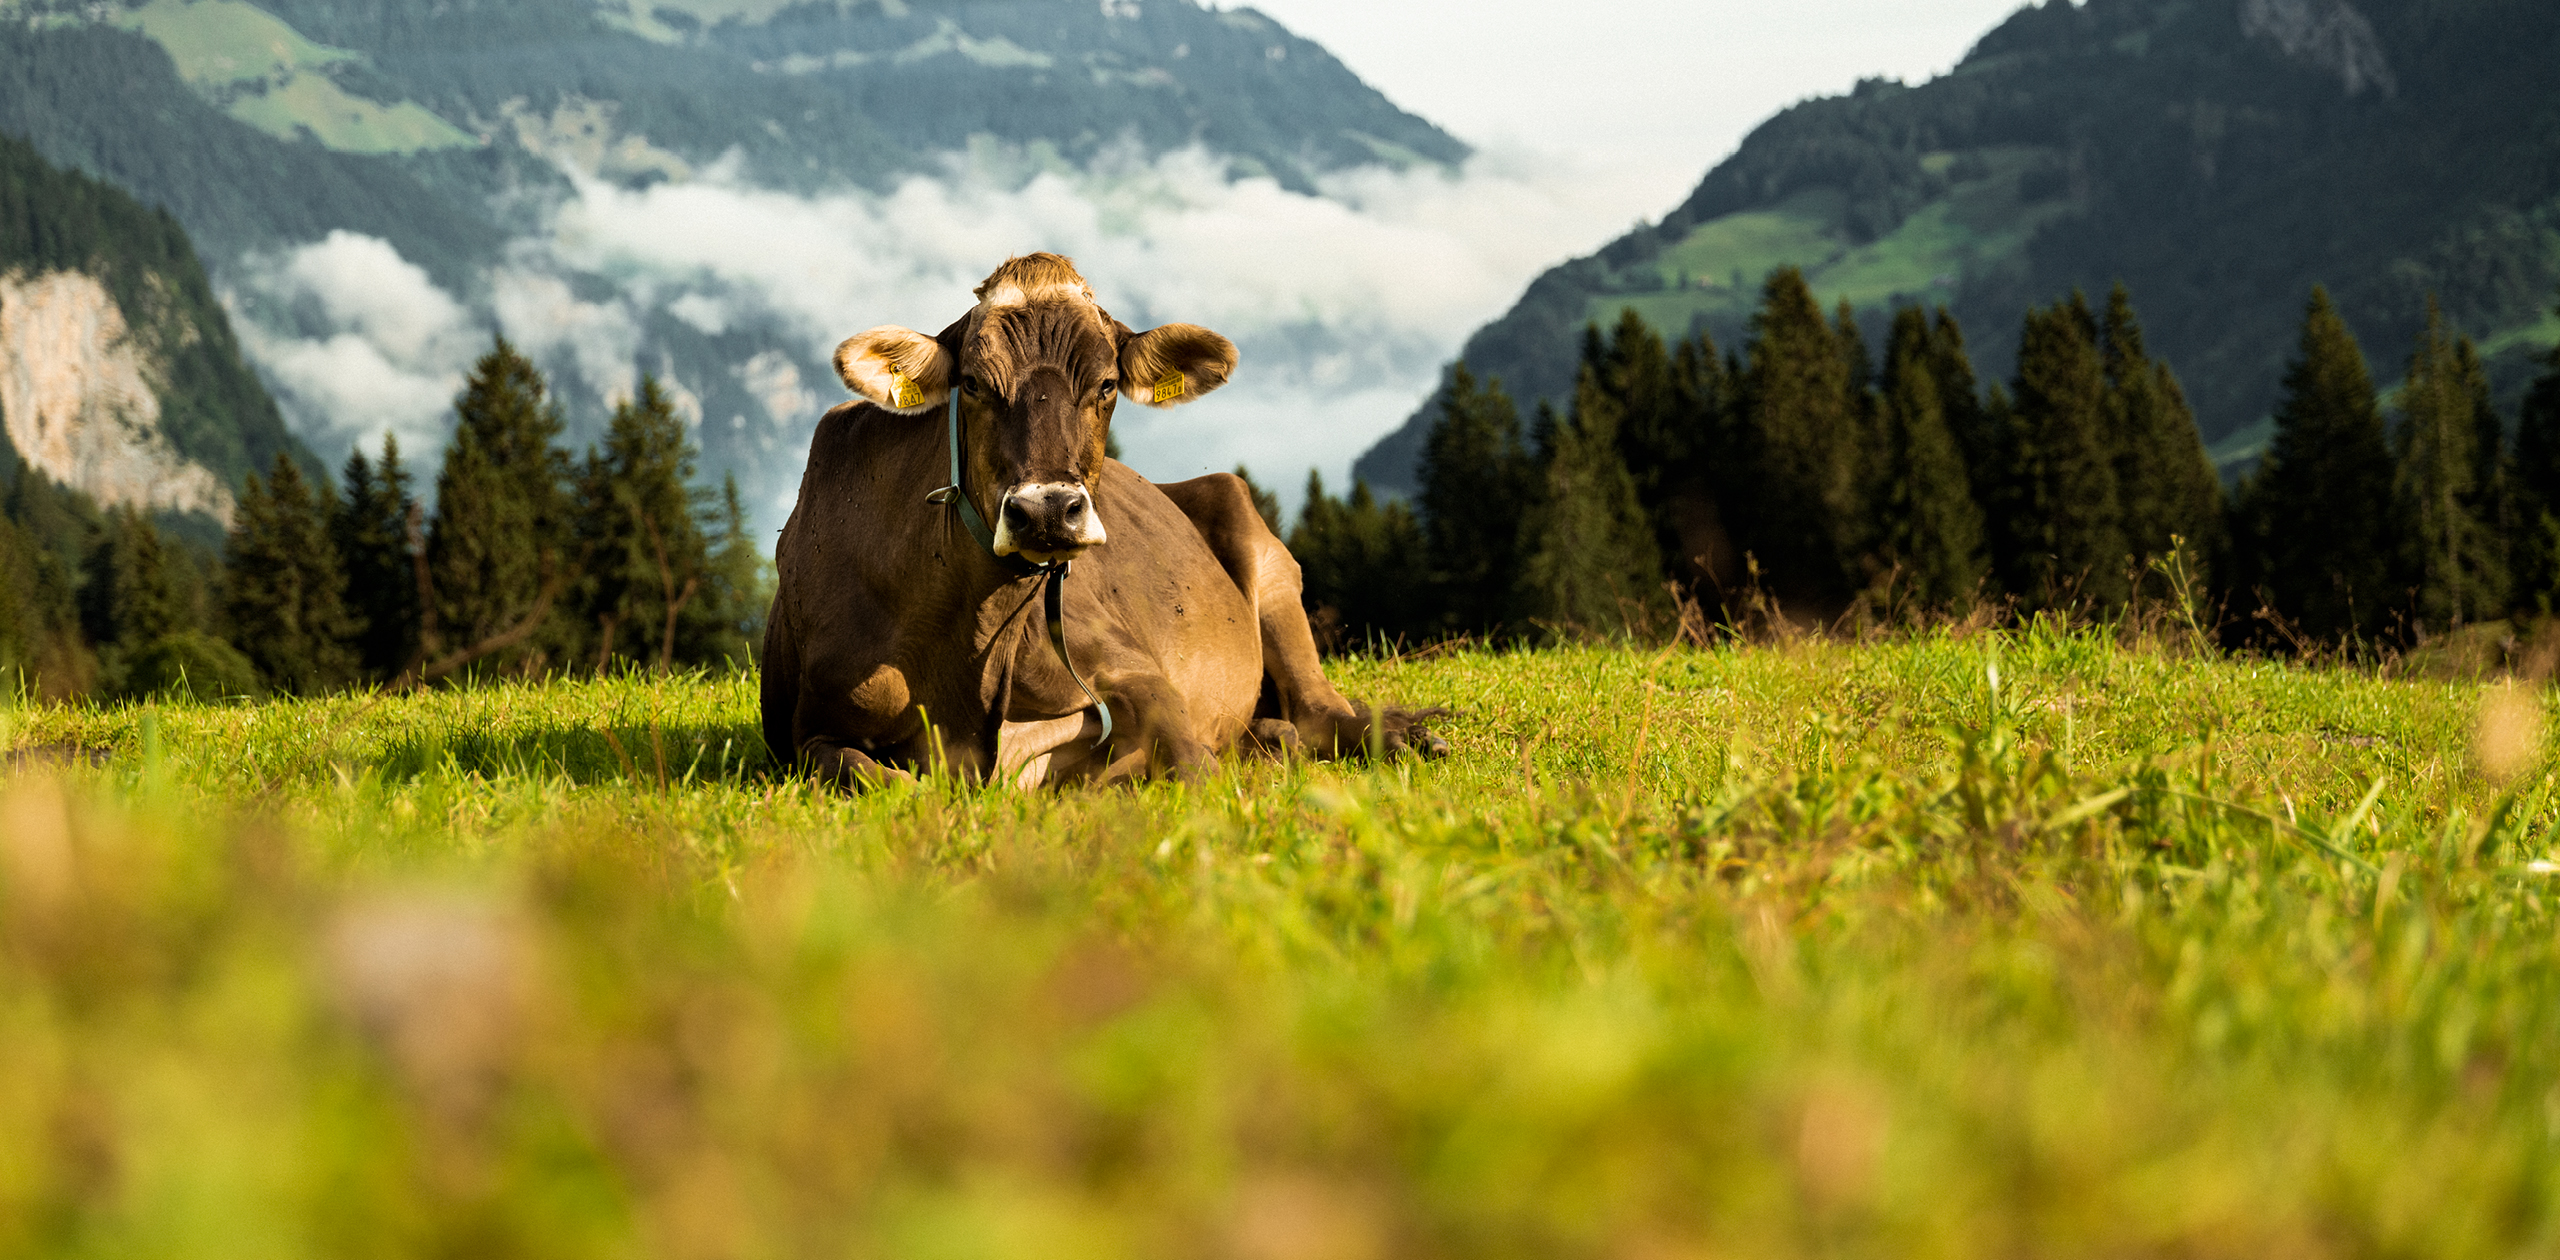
[2239,0,2397,97]
[0,270,237,524]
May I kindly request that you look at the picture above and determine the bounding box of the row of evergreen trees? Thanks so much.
[0,338,766,699]
[1288,269,2560,651]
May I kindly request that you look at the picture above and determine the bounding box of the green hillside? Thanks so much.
[1356,0,2560,494]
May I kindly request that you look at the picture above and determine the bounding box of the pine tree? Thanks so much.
[2392,300,2506,631]
[1975,382,2026,594]
[333,435,419,680]
[0,513,47,688]
[426,337,574,678]
[701,474,768,665]
[1669,330,1743,599]
[1873,307,1989,608]
[2512,294,2560,609]
[1736,268,1862,611]
[576,376,715,672]
[1599,310,1684,497]
[1289,472,1429,650]
[2007,294,2127,610]
[0,473,92,696]
[1834,299,1888,581]
[225,452,359,693]
[2245,288,2400,644]
[86,507,256,698]
[1591,312,1686,574]
[83,509,183,660]
[2459,338,2512,612]
[2101,285,2225,581]
[1514,366,1667,637]
[1418,363,1534,635]
[1930,309,1996,500]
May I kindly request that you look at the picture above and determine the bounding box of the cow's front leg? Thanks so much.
[1070,673,1213,785]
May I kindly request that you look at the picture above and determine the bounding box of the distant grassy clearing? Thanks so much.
[111,0,475,154]
[4,632,2558,1256]
[1593,147,2080,335]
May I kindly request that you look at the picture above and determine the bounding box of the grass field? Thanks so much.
[6,629,2560,1257]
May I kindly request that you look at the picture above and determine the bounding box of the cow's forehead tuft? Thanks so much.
[974,252,1093,309]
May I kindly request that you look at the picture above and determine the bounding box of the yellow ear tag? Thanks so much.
[1153,370,1185,403]
[889,370,922,409]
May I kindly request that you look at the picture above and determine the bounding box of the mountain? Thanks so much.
[0,129,300,533]
[0,0,1466,521]
[1353,0,2560,496]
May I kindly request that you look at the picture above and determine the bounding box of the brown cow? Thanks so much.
[762,253,1443,788]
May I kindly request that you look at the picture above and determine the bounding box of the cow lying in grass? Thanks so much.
[761,253,1445,788]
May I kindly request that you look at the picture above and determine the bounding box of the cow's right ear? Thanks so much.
[834,326,952,415]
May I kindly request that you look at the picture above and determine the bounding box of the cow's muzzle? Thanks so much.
[993,481,1107,564]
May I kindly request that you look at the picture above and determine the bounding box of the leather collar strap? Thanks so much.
[925,384,1115,748]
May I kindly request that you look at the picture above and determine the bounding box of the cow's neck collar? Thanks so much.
[925,382,1116,747]
[928,385,1039,577]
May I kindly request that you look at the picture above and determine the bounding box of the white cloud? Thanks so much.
[526,141,1657,509]
[228,139,1663,525]
[489,269,645,406]
[735,350,815,432]
[224,230,482,462]
[666,291,732,335]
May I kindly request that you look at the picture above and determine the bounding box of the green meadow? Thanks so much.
[6,630,2560,1257]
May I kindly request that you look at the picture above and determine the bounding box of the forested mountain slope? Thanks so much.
[0,0,1464,521]
[2,0,1457,269]
[1355,0,2560,495]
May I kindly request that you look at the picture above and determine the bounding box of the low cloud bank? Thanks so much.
[227,231,484,465]
[225,141,1663,526]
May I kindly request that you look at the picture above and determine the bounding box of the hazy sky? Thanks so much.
[1245,0,2032,212]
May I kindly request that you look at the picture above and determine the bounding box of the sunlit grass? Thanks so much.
[5,628,2559,1256]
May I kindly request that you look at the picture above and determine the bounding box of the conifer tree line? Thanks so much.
[1281,270,2560,654]
[0,338,768,699]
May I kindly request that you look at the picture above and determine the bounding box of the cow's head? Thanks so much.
[832,253,1236,565]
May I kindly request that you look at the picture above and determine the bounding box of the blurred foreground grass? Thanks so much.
[6,628,2560,1258]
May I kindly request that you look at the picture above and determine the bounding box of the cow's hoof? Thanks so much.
[805,743,915,791]
[1247,718,1301,757]
[1374,705,1453,763]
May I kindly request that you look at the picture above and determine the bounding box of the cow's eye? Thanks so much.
[961,375,985,398]
[1097,379,1117,401]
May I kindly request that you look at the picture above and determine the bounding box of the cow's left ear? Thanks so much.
[834,325,952,415]
[1119,323,1236,407]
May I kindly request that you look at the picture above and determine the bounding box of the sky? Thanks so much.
[1246,0,2033,220]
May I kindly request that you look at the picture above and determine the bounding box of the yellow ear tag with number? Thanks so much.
[1153,370,1185,403]
[889,370,923,409]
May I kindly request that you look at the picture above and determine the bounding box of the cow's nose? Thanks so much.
[1000,483,1107,554]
